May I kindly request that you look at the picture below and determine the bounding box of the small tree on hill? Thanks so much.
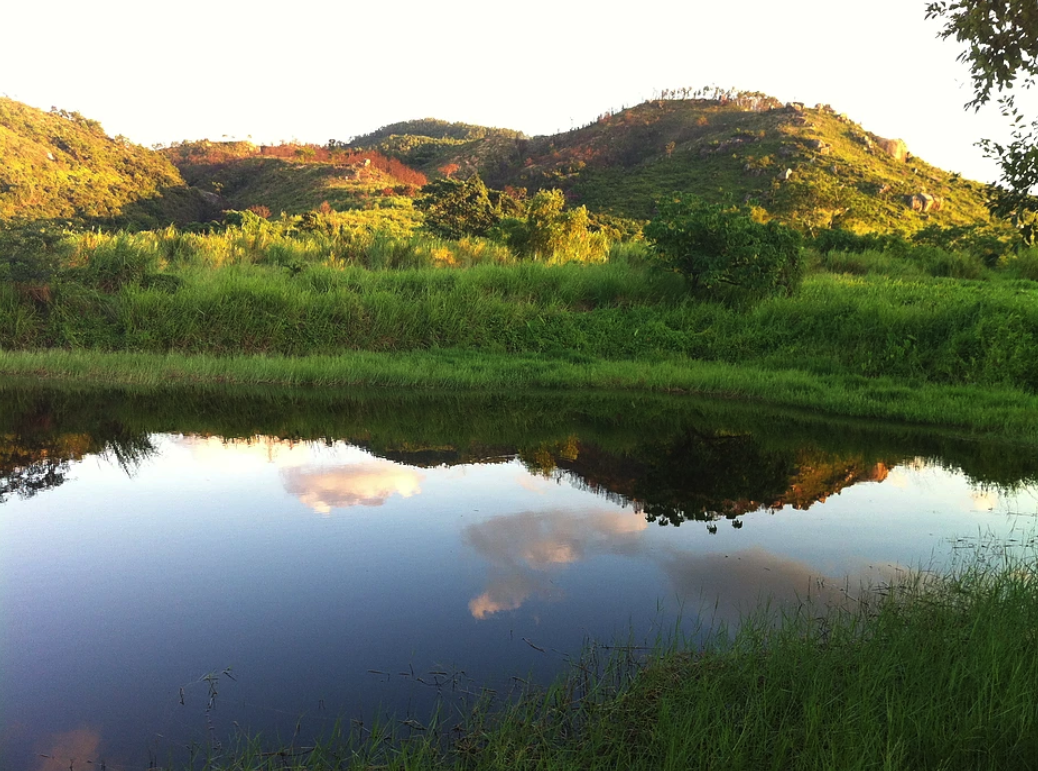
[645,195,803,300]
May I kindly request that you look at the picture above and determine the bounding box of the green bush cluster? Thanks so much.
[645,194,804,302]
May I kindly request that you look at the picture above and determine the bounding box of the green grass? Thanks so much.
[7,225,1038,441]
[177,538,1038,770]
[3,348,1038,443]
[6,261,1038,388]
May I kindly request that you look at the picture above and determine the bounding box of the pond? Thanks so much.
[1,385,1035,770]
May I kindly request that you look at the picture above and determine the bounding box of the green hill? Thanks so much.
[0,98,217,227]
[2,92,1002,236]
[358,93,996,235]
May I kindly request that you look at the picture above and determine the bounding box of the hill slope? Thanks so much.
[164,140,430,215]
[0,98,216,227]
[359,95,995,234]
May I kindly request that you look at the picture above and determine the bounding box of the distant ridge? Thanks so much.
[1,93,1000,235]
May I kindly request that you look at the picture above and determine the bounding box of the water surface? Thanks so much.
[2,386,1035,770]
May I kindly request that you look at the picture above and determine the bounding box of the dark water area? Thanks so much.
[1,384,1036,770]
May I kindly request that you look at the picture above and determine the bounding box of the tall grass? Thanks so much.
[5,265,1038,393]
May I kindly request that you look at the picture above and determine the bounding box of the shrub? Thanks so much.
[0,221,71,288]
[645,194,803,300]
[493,190,609,264]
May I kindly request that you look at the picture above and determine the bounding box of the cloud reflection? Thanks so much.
[464,509,648,618]
[282,462,423,514]
[656,546,901,628]
[35,728,102,771]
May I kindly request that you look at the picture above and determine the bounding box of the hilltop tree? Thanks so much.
[927,1,1038,242]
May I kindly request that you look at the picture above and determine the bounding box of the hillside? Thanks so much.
[2,92,1002,236]
[164,140,429,215]
[358,93,996,234]
[0,98,217,227]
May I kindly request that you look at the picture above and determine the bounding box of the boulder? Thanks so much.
[876,137,909,162]
[903,192,943,213]
[807,139,832,155]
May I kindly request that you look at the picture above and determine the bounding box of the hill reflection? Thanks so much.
[1,385,1034,528]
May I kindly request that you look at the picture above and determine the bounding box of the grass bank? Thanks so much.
[189,540,1038,770]
[5,264,1038,391]
[4,347,1038,443]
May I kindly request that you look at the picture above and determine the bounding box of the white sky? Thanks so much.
[3,0,1035,184]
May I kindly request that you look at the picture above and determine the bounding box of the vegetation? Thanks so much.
[645,194,803,300]
[928,0,1038,243]
[0,98,213,227]
[354,94,1000,235]
[166,140,428,215]
[5,94,1038,445]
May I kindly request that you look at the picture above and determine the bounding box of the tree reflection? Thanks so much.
[0,399,155,503]
[522,429,893,526]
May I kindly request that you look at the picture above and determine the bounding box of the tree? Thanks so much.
[927,1,1038,242]
[494,189,609,263]
[645,195,803,300]
[417,175,500,239]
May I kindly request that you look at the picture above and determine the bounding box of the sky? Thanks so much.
[3,0,1035,184]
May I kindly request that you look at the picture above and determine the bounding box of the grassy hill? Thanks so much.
[2,92,1003,237]
[358,94,997,235]
[0,98,217,227]
[164,140,430,216]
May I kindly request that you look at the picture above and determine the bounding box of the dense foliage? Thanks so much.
[416,175,520,239]
[0,98,190,225]
[927,0,1038,243]
[646,195,803,300]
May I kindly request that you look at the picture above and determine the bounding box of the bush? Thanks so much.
[645,195,803,301]
[493,190,610,264]
[0,221,71,288]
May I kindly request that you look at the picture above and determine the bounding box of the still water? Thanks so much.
[1,386,1035,769]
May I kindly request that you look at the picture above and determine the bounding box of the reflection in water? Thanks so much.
[1,425,153,504]
[3,385,1038,771]
[971,489,999,511]
[35,727,102,771]
[464,509,648,618]
[656,546,897,628]
[282,462,423,514]
[530,434,895,526]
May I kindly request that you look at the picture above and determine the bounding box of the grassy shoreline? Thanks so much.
[186,540,1038,770]
[4,347,1038,443]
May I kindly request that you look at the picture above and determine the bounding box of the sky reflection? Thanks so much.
[3,427,1036,771]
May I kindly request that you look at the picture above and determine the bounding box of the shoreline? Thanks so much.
[3,348,1038,443]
